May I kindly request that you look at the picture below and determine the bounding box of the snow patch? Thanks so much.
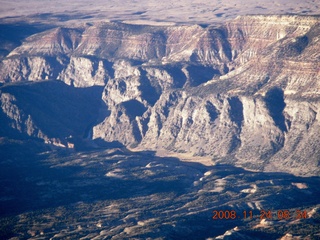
[291,182,308,189]
[241,184,257,193]
[105,169,124,178]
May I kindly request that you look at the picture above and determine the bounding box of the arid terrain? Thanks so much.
[1,1,320,239]
[1,0,320,25]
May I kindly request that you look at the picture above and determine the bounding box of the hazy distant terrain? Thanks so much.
[1,0,320,24]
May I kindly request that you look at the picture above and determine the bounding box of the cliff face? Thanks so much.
[1,15,320,175]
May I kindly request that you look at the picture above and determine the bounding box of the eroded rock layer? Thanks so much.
[1,15,320,175]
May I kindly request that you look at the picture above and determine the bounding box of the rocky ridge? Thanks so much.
[1,15,320,176]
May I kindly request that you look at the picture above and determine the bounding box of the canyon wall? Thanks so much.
[1,15,320,175]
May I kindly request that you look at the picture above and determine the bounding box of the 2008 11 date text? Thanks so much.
[212,209,308,220]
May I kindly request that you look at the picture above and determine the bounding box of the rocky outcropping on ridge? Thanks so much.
[1,15,320,176]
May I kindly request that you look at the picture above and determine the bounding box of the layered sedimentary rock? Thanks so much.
[1,15,320,175]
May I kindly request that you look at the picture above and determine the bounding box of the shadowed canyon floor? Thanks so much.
[1,142,320,239]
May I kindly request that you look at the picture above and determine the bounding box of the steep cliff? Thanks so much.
[0,81,104,148]
[1,15,320,175]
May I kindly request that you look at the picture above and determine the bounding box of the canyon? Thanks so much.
[1,15,320,176]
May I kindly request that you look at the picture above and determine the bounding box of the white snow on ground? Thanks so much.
[105,169,124,178]
[212,178,227,192]
[291,182,308,189]
[241,184,258,193]
[145,162,167,168]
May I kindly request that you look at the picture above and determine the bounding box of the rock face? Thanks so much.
[0,81,105,148]
[1,15,320,175]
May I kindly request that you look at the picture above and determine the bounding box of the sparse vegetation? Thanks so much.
[0,144,319,239]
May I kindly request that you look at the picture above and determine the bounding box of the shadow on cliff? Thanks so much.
[264,87,287,132]
[0,21,54,59]
[0,80,108,145]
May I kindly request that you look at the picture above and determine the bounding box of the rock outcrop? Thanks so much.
[1,15,320,175]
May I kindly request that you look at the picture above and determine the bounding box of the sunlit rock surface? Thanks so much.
[1,15,320,175]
